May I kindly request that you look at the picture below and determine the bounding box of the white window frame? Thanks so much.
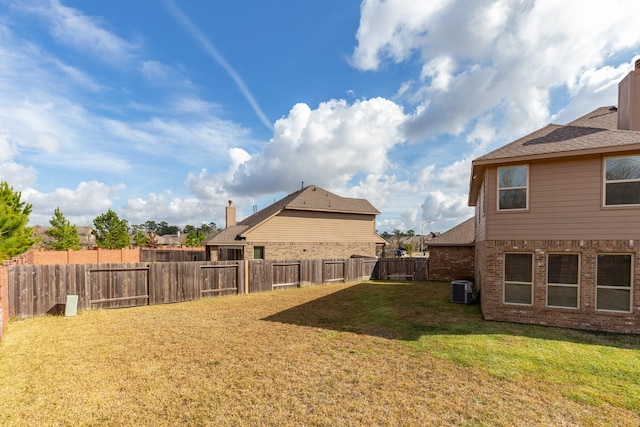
[503,252,533,306]
[546,253,580,309]
[603,155,640,207]
[497,165,529,211]
[596,253,633,313]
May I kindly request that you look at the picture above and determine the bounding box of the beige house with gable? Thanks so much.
[469,58,640,333]
[206,185,387,261]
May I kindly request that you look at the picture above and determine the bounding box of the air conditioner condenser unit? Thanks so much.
[451,280,473,304]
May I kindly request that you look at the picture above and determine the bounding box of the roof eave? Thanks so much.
[284,206,380,215]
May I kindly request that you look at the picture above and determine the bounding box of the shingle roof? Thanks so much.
[207,185,382,245]
[207,225,248,244]
[567,106,619,129]
[473,124,640,163]
[469,106,640,205]
[427,217,475,246]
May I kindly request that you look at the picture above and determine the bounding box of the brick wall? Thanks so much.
[246,242,377,260]
[30,248,140,265]
[478,239,640,334]
[428,245,475,282]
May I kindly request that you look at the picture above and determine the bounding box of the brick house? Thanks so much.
[468,59,640,334]
[426,217,475,282]
[206,185,387,261]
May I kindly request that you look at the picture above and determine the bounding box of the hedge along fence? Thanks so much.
[8,257,401,320]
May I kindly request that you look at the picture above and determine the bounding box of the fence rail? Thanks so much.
[8,257,428,320]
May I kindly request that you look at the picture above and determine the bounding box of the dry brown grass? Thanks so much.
[1,281,639,426]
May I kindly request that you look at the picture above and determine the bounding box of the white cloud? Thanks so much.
[354,0,640,145]
[23,181,124,225]
[186,169,227,200]
[0,161,37,189]
[0,132,17,161]
[420,55,455,92]
[122,191,215,226]
[228,97,407,195]
[421,190,473,222]
[553,62,634,124]
[45,0,140,64]
[351,0,449,71]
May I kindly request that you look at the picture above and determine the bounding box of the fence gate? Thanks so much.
[323,260,345,283]
[414,258,428,280]
[201,264,239,297]
[361,258,378,279]
[89,266,150,309]
[272,262,301,290]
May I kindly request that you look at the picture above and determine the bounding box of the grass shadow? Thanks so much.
[262,280,640,349]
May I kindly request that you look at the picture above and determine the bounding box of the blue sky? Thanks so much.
[1,0,640,234]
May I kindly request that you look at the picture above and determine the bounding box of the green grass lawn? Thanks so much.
[1,280,639,426]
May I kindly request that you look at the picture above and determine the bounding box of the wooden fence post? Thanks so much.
[244,260,249,294]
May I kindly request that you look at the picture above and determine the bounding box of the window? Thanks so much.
[604,155,640,206]
[547,253,579,308]
[498,165,528,210]
[504,253,533,305]
[596,254,632,312]
[253,246,265,260]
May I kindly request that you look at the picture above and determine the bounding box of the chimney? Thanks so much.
[225,200,236,228]
[617,58,640,131]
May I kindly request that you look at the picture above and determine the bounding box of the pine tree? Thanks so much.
[45,207,81,250]
[133,230,150,248]
[92,209,131,249]
[185,229,205,247]
[0,182,36,261]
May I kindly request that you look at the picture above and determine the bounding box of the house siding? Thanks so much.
[478,239,640,334]
[484,154,640,241]
[245,210,378,243]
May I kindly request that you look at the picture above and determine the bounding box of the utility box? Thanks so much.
[65,295,78,316]
[451,280,473,304]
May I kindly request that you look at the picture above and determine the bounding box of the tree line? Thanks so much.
[0,181,217,262]
[379,229,417,239]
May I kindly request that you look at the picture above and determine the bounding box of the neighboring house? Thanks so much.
[156,234,184,248]
[426,217,475,282]
[468,58,640,334]
[32,225,96,249]
[382,233,439,257]
[77,226,96,249]
[206,185,387,261]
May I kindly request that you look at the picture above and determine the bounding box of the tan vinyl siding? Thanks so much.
[485,154,640,240]
[244,210,378,243]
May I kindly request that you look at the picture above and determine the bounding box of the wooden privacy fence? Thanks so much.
[140,249,206,262]
[373,257,428,281]
[8,257,426,320]
[9,261,243,318]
